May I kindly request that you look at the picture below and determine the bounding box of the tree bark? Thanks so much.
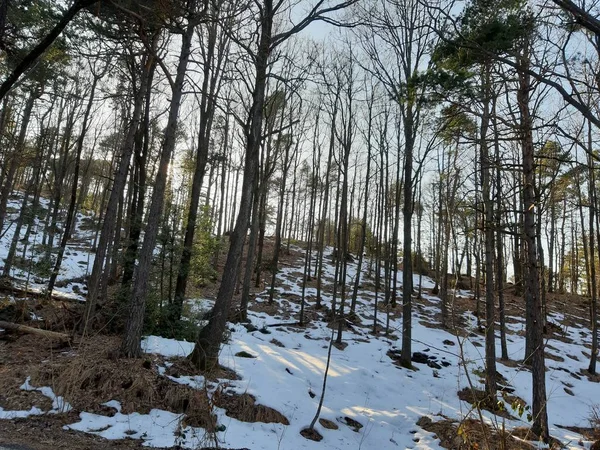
[588,120,598,374]
[400,111,414,368]
[0,320,68,341]
[481,65,497,398]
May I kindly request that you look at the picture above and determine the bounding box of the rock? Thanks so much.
[341,416,363,432]
[427,360,442,370]
[563,387,574,396]
[235,351,256,358]
[243,323,258,332]
[412,352,429,364]
[442,339,455,346]
[270,338,285,347]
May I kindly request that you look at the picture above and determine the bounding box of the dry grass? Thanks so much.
[417,416,541,450]
[212,388,289,425]
[0,412,174,450]
[29,336,218,432]
[590,405,600,441]
[319,418,338,429]
[457,387,513,419]
[0,332,62,412]
[0,325,288,449]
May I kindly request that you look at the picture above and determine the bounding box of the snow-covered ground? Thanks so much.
[0,193,95,300]
[1,197,598,449]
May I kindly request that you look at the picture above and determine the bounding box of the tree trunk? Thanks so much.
[47,75,99,294]
[121,59,155,288]
[518,44,549,442]
[172,13,223,324]
[588,120,598,374]
[400,111,414,368]
[268,115,296,303]
[189,3,273,370]
[239,177,261,316]
[0,92,36,234]
[493,99,508,361]
[481,64,497,399]
[350,97,373,314]
[121,20,195,358]
[82,44,156,333]
[316,94,338,308]
[46,101,78,262]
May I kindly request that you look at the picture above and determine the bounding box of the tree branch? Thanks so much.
[0,0,99,101]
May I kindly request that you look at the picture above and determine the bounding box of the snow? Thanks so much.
[20,377,72,413]
[67,407,208,448]
[141,335,195,358]
[67,253,600,449]
[0,377,72,419]
[0,193,96,301]
[1,193,598,449]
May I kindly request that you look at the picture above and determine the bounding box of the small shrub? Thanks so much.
[591,405,600,440]
[190,205,219,287]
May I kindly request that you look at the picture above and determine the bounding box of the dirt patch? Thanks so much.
[556,424,599,442]
[510,426,564,448]
[270,338,285,347]
[340,415,363,432]
[457,387,513,419]
[163,356,239,382]
[300,427,323,441]
[0,332,69,411]
[251,299,286,318]
[28,337,218,431]
[212,389,289,425]
[0,412,250,450]
[0,380,53,412]
[417,416,539,449]
[580,369,600,383]
[319,418,338,429]
[0,330,275,448]
[0,412,169,450]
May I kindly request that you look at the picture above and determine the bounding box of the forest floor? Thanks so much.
[1,193,600,449]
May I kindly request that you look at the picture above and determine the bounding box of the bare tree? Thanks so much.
[189,0,358,370]
[358,0,442,367]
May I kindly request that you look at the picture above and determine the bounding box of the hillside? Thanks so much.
[0,194,599,450]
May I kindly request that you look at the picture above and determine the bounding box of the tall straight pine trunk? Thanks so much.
[518,43,548,442]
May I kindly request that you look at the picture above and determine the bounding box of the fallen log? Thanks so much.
[0,320,69,341]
